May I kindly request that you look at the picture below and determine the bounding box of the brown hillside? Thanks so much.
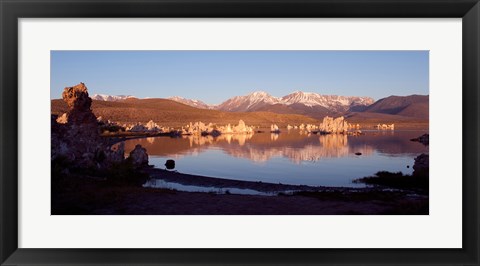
[396,102,429,119]
[364,95,429,118]
[255,103,339,120]
[254,103,297,114]
[345,112,428,130]
[51,98,321,128]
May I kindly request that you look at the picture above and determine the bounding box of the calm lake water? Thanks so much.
[123,130,428,188]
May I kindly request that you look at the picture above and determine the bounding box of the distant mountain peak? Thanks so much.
[246,91,280,101]
[291,90,307,94]
[214,91,281,112]
[170,96,183,99]
[249,90,270,96]
[246,91,278,99]
[363,94,429,119]
[289,90,316,96]
[217,90,374,113]
[92,94,136,101]
[93,90,376,116]
[167,96,214,109]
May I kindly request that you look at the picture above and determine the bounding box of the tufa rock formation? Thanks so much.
[127,120,163,133]
[52,83,104,167]
[376,123,395,130]
[318,116,349,134]
[61,83,98,126]
[270,124,280,133]
[182,120,254,136]
[128,144,149,167]
[145,120,161,131]
[51,83,146,169]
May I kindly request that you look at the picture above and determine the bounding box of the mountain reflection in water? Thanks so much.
[123,130,428,187]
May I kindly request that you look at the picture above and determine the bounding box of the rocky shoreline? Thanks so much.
[52,172,428,215]
[144,168,371,194]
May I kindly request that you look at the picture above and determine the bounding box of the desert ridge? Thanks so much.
[51,92,428,130]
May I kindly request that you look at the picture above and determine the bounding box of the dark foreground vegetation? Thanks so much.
[353,171,429,195]
[52,155,149,187]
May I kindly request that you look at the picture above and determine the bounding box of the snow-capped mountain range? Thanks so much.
[167,96,214,109]
[78,91,429,121]
[282,91,373,110]
[92,94,136,101]
[92,91,374,114]
[215,91,374,113]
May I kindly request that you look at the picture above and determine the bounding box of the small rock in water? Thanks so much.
[355,152,362,156]
[165,159,175,170]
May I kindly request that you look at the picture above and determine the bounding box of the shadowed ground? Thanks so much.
[51,171,428,215]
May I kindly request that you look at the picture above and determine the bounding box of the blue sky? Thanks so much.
[51,51,428,104]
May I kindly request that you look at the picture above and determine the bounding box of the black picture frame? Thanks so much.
[1,0,479,265]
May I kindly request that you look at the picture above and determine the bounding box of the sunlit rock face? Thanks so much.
[270,124,280,133]
[233,120,253,134]
[216,120,254,134]
[318,116,349,134]
[51,83,127,168]
[376,123,395,130]
[183,120,255,135]
[126,120,164,133]
[56,113,68,124]
[303,124,317,132]
[52,83,102,167]
[61,83,98,126]
[145,120,161,131]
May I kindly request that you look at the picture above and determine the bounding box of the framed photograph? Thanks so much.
[1,0,479,265]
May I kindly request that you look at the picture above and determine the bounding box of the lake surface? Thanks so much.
[123,130,428,188]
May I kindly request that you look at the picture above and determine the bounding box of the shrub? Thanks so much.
[353,171,428,195]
